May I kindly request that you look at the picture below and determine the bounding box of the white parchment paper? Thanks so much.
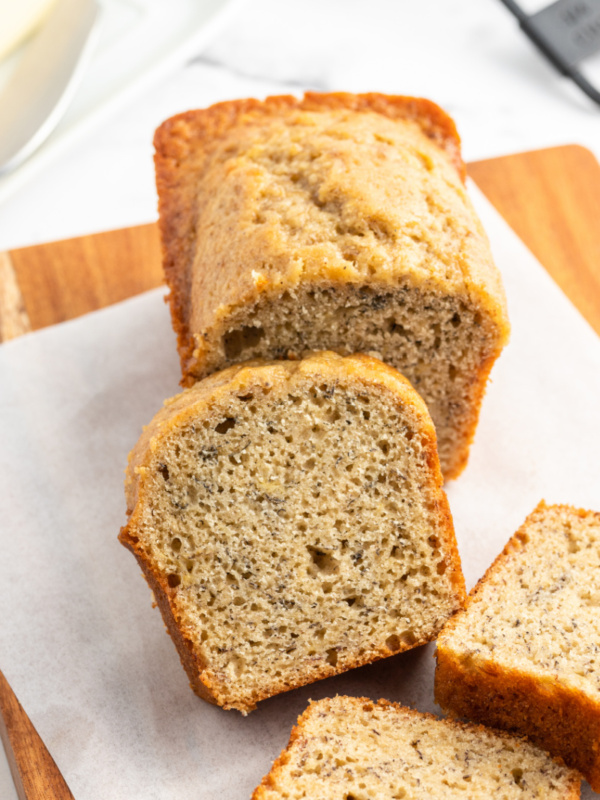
[1,188,599,799]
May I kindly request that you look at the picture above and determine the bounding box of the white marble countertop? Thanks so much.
[0,0,599,254]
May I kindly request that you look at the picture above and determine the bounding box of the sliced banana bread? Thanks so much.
[154,91,510,479]
[119,352,465,713]
[435,501,600,790]
[252,696,580,799]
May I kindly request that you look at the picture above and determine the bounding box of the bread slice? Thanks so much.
[154,91,510,479]
[252,696,580,799]
[435,501,600,790]
[119,352,465,713]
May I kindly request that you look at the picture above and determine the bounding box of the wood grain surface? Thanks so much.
[468,145,600,339]
[0,144,598,344]
[0,670,75,800]
[2,223,162,339]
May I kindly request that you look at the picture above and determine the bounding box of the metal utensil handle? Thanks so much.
[498,0,600,106]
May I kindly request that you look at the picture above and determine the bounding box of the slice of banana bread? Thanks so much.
[252,696,580,799]
[435,501,600,790]
[119,352,465,713]
[154,91,510,479]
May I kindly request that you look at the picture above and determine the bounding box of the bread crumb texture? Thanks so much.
[120,352,465,713]
[154,92,510,479]
[436,501,600,790]
[252,696,580,799]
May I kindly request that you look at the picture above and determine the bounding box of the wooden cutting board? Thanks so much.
[0,144,599,344]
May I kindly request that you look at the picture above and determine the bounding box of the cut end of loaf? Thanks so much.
[189,280,507,479]
[252,696,580,799]
[120,352,465,712]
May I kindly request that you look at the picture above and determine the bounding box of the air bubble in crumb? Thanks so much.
[215,418,236,434]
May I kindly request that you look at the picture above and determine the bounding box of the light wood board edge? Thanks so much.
[0,670,75,800]
[468,144,600,339]
[0,252,32,342]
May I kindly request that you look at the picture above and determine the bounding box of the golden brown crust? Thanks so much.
[153,91,505,379]
[121,352,465,712]
[118,527,222,706]
[437,345,503,481]
[435,501,600,791]
[435,647,599,791]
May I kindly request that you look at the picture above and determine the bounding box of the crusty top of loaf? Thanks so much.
[154,92,509,364]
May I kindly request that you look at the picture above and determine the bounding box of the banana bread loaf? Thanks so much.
[435,501,600,790]
[154,91,510,479]
[252,696,580,799]
[119,352,465,713]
